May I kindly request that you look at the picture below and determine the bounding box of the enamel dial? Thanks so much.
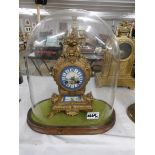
[60,66,84,91]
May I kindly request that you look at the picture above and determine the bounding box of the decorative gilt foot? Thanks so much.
[48,112,56,118]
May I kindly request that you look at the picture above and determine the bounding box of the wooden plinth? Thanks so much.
[27,99,116,135]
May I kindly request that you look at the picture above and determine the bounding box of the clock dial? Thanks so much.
[60,66,84,90]
[119,43,132,59]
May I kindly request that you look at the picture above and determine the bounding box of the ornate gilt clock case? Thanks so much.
[25,9,120,135]
[95,21,135,89]
[50,30,93,116]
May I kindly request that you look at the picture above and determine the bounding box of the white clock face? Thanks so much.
[60,66,84,91]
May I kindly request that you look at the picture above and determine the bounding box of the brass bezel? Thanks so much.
[118,36,135,61]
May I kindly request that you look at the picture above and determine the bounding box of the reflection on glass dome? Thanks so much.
[26,9,120,135]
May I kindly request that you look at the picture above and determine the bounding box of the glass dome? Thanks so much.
[25,9,120,134]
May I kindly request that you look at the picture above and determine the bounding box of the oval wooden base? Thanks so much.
[27,109,115,135]
[127,103,135,123]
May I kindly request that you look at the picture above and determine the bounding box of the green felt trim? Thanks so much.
[31,99,113,127]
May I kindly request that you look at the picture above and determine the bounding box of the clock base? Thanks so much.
[27,99,116,135]
[51,93,93,116]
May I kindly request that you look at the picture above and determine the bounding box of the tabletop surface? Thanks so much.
[19,76,135,155]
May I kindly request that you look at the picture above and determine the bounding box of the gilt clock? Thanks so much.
[95,21,135,89]
[50,28,93,116]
